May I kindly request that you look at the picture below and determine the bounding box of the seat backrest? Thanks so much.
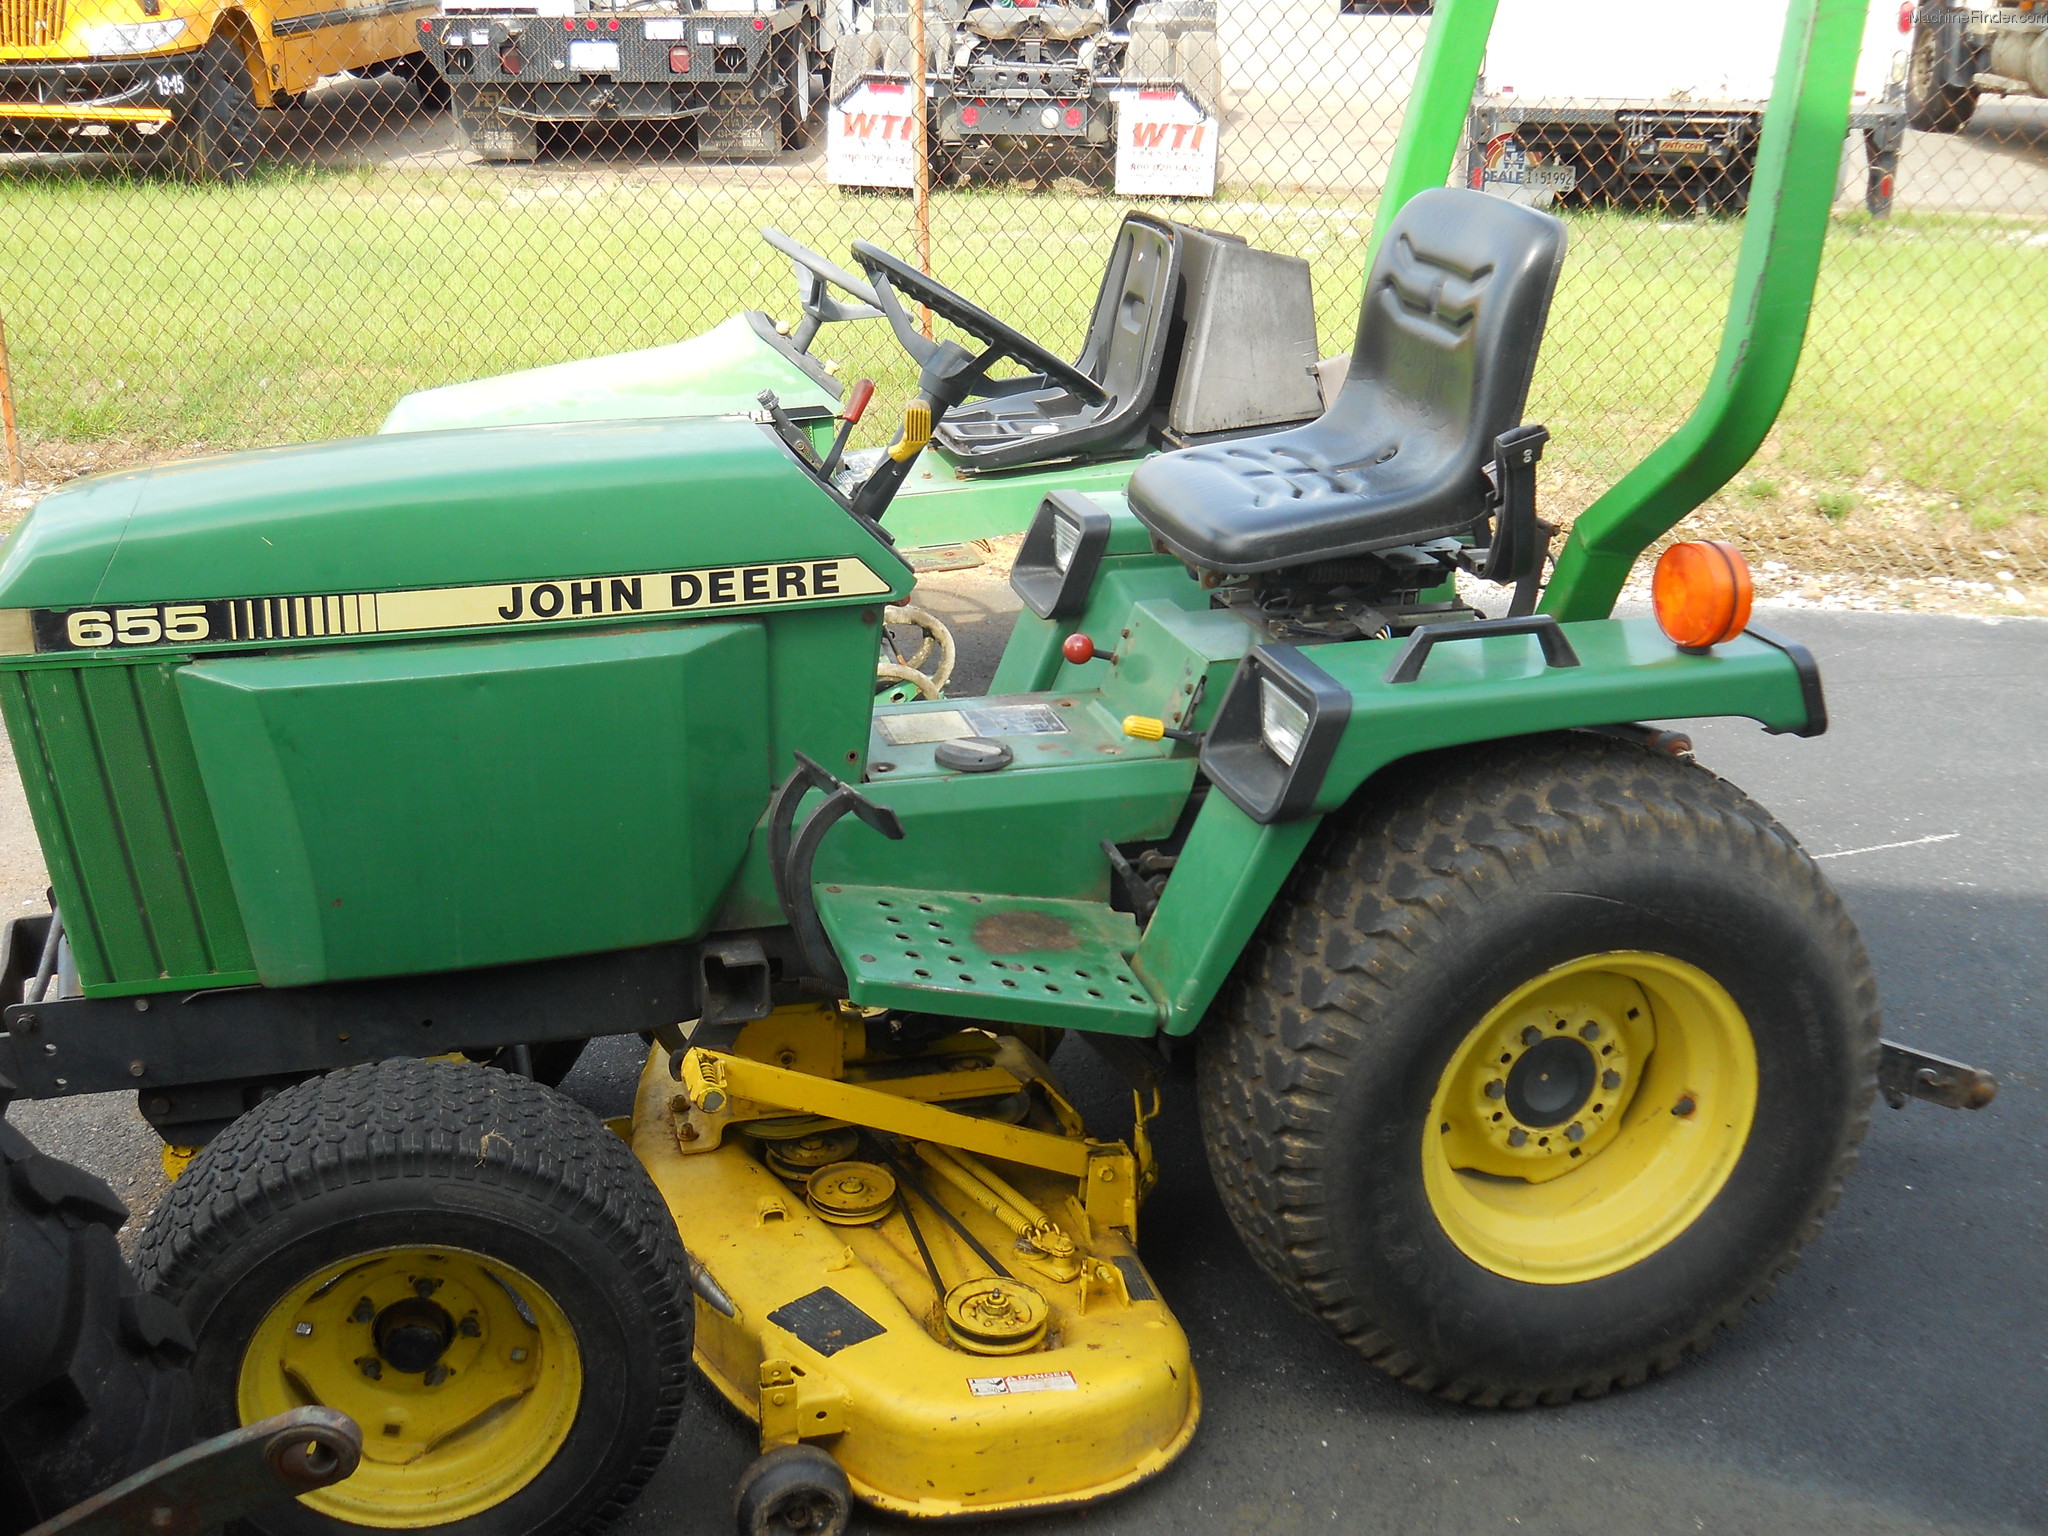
[1075,213,1179,411]
[1324,186,1566,485]
[929,212,1180,470]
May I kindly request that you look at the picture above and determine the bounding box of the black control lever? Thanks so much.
[1461,424,1551,615]
[757,388,822,470]
[849,279,1005,525]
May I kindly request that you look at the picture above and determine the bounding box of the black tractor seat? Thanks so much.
[1126,188,1569,577]
[933,212,1326,473]
[932,213,1184,472]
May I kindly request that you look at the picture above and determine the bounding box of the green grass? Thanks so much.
[0,165,2043,528]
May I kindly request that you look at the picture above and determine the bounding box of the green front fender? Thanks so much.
[1132,618,1822,1035]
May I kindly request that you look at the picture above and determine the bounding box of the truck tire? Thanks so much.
[133,1060,691,1536]
[394,50,451,113]
[0,1116,195,1533]
[780,29,817,150]
[172,34,260,182]
[1907,19,1978,132]
[1198,733,1878,1407]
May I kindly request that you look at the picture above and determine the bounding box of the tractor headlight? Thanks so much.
[1257,677,1310,768]
[79,18,188,54]
[1200,646,1350,824]
[1012,491,1111,620]
[1051,508,1083,574]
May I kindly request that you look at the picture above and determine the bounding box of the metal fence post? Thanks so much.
[0,306,21,487]
[910,0,933,337]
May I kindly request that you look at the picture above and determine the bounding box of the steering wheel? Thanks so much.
[762,228,883,352]
[852,240,1108,407]
[762,227,882,313]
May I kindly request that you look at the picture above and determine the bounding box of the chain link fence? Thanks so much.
[1,0,2044,595]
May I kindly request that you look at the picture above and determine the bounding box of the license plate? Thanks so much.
[567,40,620,70]
[643,19,686,38]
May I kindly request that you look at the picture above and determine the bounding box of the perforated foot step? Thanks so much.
[814,886,1162,1036]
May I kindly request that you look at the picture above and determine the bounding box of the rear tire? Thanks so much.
[172,34,260,181]
[1907,18,1978,132]
[395,51,451,113]
[133,1060,690,1536]
[779,27,819,150]
[1198,734,1878,1406]
[0,1116,194,1533]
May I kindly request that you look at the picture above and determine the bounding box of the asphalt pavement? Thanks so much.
[5,594,2043,1535]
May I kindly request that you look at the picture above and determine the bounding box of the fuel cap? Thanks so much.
[934,736,1013,773]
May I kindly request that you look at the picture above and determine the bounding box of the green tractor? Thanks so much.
[0,1,1994,1532]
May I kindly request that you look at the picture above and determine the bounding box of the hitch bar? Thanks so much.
[1878,1039,1997,1112]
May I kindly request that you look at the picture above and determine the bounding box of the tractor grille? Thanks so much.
[0,0,66,50]
[0,662,257,995]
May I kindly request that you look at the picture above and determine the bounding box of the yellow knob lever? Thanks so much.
[887,399,934,463]
[1122,716,1166,741]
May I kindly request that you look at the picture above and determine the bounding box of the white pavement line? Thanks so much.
[1812,832,1962,861]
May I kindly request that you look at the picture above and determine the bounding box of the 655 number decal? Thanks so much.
[62,605,212,648]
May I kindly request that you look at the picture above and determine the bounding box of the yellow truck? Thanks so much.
[0,0,443,176]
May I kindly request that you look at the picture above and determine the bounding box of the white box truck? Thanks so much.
[1467,0,1909,215]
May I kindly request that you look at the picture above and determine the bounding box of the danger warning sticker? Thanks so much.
[967,1371,1079,1397]
[15,557,894,655]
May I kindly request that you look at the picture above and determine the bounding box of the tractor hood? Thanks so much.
[0,415,911,621]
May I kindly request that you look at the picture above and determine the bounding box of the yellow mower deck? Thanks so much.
[629,1005,1199,1517]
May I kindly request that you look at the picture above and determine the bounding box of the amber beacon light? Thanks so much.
[1652,540,1754,651]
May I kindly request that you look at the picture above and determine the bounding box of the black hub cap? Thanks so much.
[1505,1036,1597,1128]
[372,1297,455,1374]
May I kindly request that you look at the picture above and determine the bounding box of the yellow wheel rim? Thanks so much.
[238,1246,582,1527]
[1424,952,1758,1285]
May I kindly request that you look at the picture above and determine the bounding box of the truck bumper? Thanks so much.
[0,55,185,136]
[936,90,1109,143]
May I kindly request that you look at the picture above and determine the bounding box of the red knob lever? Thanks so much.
[841,378,875,424]
[1062,633,1099,665]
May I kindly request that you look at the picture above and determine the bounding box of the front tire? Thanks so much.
[172,34,260,181]
[1907,17,1979,133]
[1198,733,1878,1406]
[134,1060,690,1536]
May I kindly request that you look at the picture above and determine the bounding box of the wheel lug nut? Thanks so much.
[1565,1122,1586,1142]
[1520,1026,1544,1047]
[356,1356,382,1380]
[413,1278,441,1298]
[458,1315,481,1338]
[1484,1079,1506,1099]
[423,1364,452,1386]
[1602,1069,1622,1090]
[1580,1021,1601,1040]
[351,1298,374,1324]
[1507,1128,1528,1147]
